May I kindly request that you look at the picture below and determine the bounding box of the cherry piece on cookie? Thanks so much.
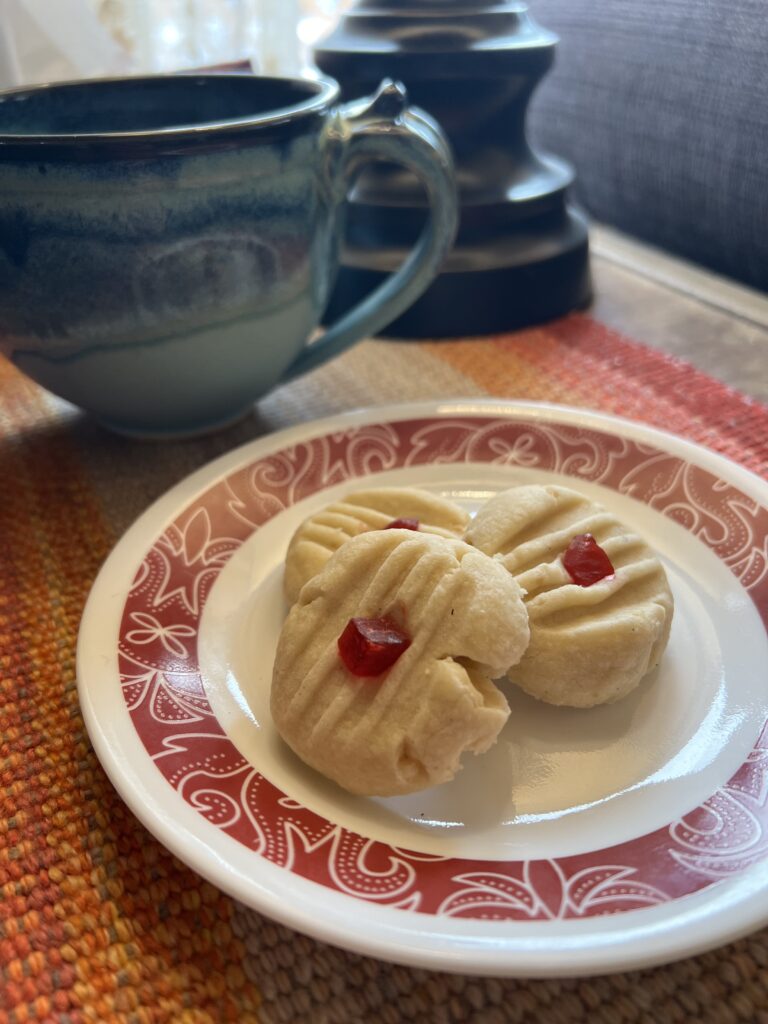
[563,533,615,587]
[271,530,530,795]
[338,616,411,677]
[384,517,420,531]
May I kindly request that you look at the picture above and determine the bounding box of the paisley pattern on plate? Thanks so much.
[118,417,768,919]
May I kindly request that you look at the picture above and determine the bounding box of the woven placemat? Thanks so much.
[1,313,767,1024]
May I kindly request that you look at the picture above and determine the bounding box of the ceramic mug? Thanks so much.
[0,74,457,437]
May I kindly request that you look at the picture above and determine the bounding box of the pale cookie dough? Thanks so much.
[271,529,529,796]
[283,486,469,603]
[464,484,673,708]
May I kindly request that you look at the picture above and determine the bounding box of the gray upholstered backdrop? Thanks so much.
[528,0,767,292]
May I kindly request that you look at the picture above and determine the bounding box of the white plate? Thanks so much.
[77,400,768,976]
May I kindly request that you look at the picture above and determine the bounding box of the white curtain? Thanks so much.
[0,0,129,88]
[99,0,344,76]
[0,0,347,87]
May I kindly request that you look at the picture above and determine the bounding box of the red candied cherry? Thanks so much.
[337,616,411,677]
[563,533,615,587]
[384,517,420,531]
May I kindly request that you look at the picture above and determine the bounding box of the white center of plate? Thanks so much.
[199,466,768,861]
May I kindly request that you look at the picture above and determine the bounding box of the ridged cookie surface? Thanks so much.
[271,530,529,796]
[283,487,469,603]
[464,485,673,707]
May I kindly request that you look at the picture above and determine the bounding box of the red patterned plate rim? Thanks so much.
[78,400,768,976]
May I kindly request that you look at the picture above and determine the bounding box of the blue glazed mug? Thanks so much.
[0,74,457,437]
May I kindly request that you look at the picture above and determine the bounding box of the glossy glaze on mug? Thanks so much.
[0,76,350,435]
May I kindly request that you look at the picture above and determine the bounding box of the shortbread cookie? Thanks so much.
[283,487,469,602]
[464,485,673,707]
[271,529,529,796]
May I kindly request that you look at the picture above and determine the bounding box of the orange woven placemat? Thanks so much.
[1,313,767,1024]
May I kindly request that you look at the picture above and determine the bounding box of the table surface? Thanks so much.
[1,228,767,1024]
[589,226,768,403]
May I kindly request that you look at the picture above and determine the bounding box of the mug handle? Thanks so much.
[283,80,458,381]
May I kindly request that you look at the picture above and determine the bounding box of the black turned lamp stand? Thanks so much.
[315,0,591,337]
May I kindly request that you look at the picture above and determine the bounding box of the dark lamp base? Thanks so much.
[324,213,591,338]
[315,0,591,338]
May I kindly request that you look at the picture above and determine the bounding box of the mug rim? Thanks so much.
[0,73,340,153]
